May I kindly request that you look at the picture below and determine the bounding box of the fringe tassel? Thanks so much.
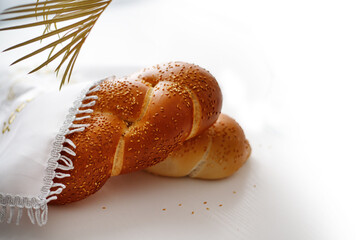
[35,208,41,226]
[46,196,57,203]
[64,138,76,148]
[0,205,6,223]
[40,204,48,225]
[66,127,85,135]
[61,147,76,156]
[48,183,66,197]
[88,85,101,93]
[70,123,90,128]
[7,206,14,224]
[77,109,93,114]
[16,207,23,225]
[74,115,91,121]
[27,208,35,224]
[57,155,74,170]
[80,100,96,108]
[55,172,70,178]
[84,95,98,100]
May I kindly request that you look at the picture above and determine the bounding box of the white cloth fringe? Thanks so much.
[0,77,109,226]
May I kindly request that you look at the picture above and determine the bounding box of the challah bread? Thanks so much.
[146,114,251,179]
[52,62,222,204]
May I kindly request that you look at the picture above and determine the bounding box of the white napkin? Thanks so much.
[0,75,104,226]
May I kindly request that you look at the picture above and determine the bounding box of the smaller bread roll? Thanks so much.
[146,113,251,179]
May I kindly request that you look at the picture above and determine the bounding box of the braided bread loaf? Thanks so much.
[52,62,222,204]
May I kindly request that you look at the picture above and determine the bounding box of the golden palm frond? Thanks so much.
[0,0,112,89]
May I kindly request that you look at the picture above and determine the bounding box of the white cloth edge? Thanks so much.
[0,77,111,226]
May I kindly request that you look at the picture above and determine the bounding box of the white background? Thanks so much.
[1,0,360,239]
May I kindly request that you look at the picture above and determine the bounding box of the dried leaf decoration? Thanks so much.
[0,0,112,89]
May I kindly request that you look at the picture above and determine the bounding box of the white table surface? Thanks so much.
[1,0,360,239]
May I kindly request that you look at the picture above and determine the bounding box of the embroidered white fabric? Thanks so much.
[0,76,107,226]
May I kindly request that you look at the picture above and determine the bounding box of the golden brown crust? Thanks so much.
[120,81,194,173]
[51,113,125,205]
[146,114,251,179]
[131,62,222,137]
[192,114,251,179]
[146,131,211,177]
[94,78,150,122]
